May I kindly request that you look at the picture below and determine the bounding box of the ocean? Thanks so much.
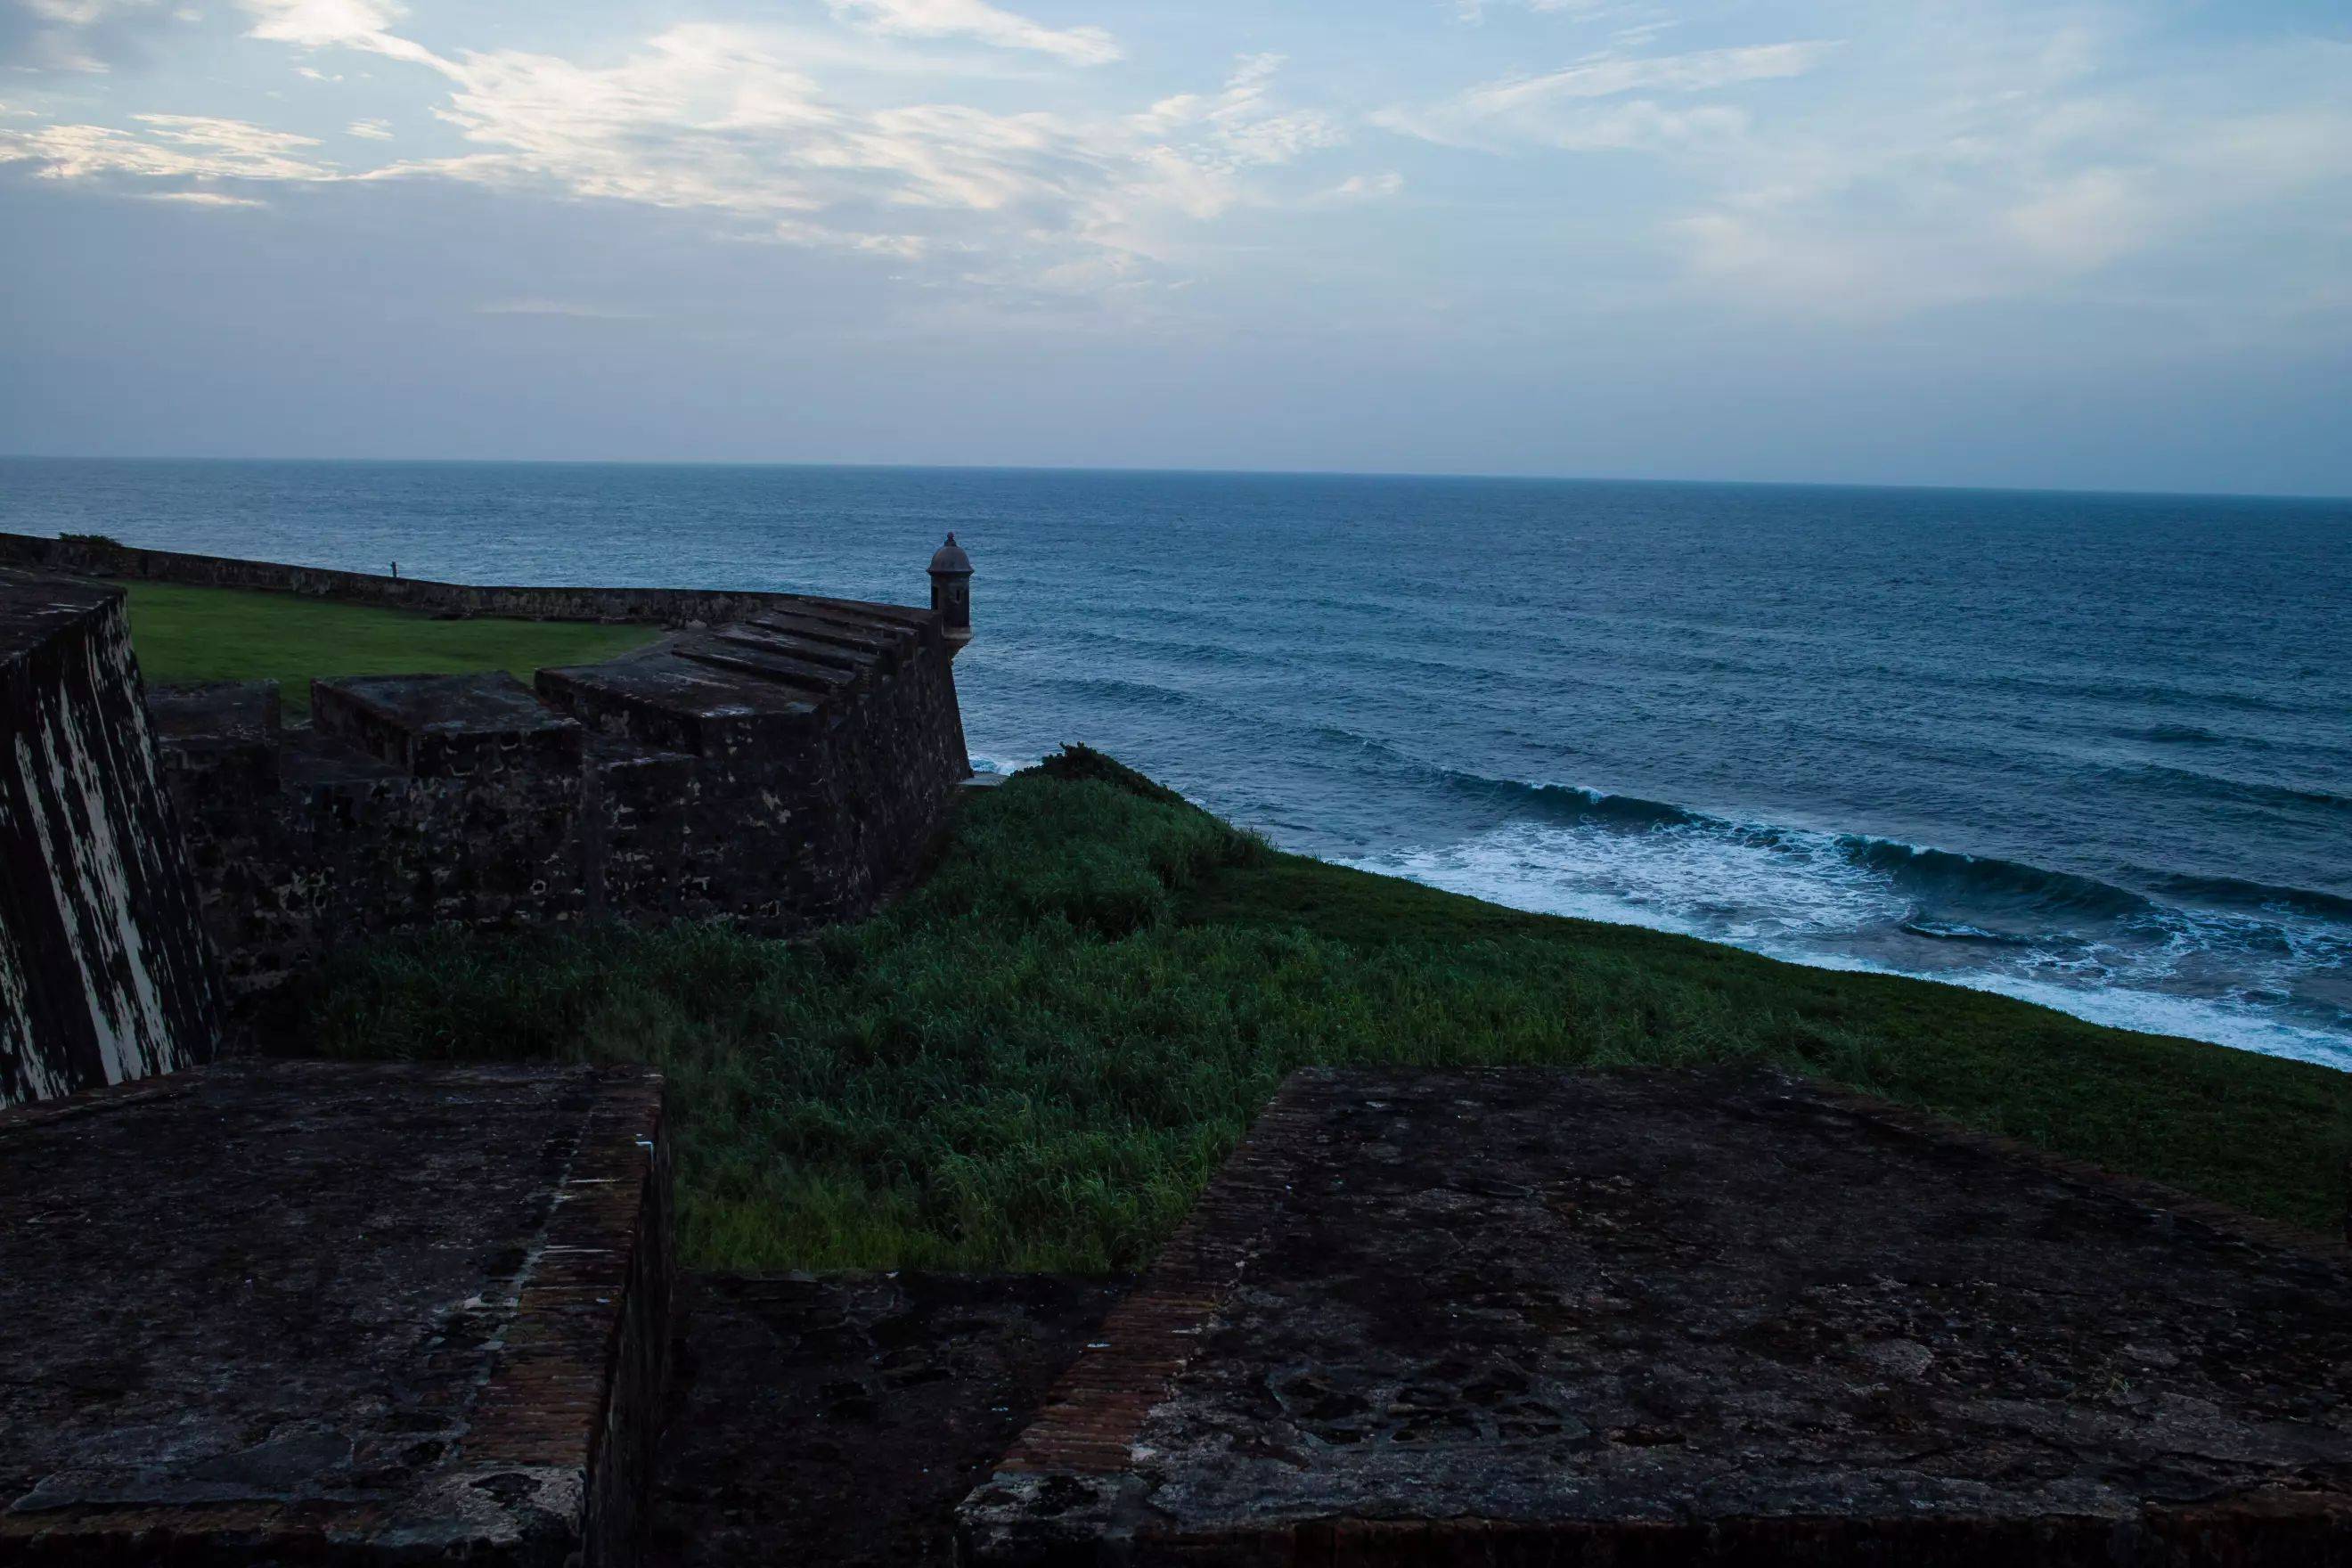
[4,458,2346,1067]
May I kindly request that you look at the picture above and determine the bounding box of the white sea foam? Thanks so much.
[1788,950,2352,1070]
[1343,819,1908,943]
[1340,819,2352,1071]
[968,752,1042,778]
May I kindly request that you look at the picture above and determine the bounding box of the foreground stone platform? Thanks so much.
[962,1068,2352,1566]
[651,1274,1123,1568]
[0,1059,670,1565]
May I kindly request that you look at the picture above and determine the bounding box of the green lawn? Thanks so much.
[295,746,2350,1274]
[118,580,659,718]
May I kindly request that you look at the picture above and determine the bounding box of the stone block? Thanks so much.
[313,672,584,780]
[536,649,819,757]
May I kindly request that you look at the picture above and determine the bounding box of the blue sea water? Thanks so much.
[4,459,2347,1066]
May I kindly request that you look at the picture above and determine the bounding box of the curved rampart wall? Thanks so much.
[0,531,897,628]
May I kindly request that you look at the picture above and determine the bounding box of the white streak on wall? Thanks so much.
[7,608,181,1093]
[0,847,65,1102]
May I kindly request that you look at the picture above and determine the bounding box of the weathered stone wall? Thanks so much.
[0,570,221,1105]
[0,530,854,628]
[151,675,608,994]
[539,602,969,930]
[150,602,969,998]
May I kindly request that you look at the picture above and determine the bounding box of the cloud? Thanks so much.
[0,111,329,184]
[1321,170,1404,202]
[353,30,1348,270]
[138,186,264,205]
[9,1,1340,298]
[1476,40,1835,104]
[1661,31,2352,320]
[10,15,1334,295]
[1131,53,1345,170]
[237,0,444,68]
[1452,1,1628,23]
[2001,167,2154,271]
[823,0,1118,66]
[357,25,1098,218]
[1376,40,1838,151]
[772,217,929,258]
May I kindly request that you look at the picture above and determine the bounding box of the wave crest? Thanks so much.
[1423,766,2352,932]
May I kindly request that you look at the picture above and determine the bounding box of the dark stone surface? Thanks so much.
[0,568,220,1106]
[0,1058,672,1565]
[965,1068,2352,1565]
[650,1274,1123,1568]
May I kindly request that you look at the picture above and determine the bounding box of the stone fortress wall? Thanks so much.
[0,531,974,1014]
[0,572,223,1104]
[1,531,839,628]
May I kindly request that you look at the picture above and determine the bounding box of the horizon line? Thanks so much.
[1,453,2346,507]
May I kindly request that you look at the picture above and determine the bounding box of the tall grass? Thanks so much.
[300,748,2348,1271]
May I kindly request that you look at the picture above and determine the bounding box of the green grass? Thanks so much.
[119,580,658,717]
[295,745,2349,1274]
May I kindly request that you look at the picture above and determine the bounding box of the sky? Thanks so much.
[1,1,2348,494]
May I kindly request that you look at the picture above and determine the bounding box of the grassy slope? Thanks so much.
[297,748,2348,1273]
[119,580,658,717]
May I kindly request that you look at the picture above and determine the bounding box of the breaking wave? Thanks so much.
[1335,769,2352,1068]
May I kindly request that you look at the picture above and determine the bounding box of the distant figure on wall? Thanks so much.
[391,561,400,579]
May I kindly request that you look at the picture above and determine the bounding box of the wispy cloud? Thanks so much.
[365,25,1098,217]
[0,110,330,184]
[1451,1,1638,24]
[4,11,1350,295]
[237,0,442,67]
[1375,40,1839,151]
[1314,169,1404,203]
[1663,30,2352,319]
[822,0,1118,66]
[139,187,265,205]
[1131,53,1344,171]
